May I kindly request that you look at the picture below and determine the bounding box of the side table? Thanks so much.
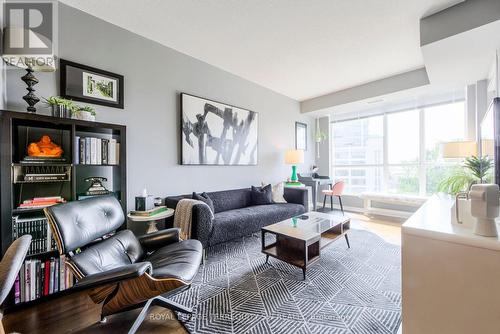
[127,208,175,234]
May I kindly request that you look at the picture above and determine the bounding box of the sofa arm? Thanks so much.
[191,204,214,248]
[138,228,180,251]
[284,187,309,211]
[74,262,152,290]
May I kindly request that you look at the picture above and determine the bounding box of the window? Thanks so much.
[332,116,383,166]
[331,100,466,195]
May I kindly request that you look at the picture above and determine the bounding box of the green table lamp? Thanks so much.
[285,149,304,182]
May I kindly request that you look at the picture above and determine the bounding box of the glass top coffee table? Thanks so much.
[261,211,350,279]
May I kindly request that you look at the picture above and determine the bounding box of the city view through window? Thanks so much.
[331,101,466,196]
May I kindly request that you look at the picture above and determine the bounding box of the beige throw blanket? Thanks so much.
[174,199,214,240]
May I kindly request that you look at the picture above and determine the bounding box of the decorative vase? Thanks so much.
[72,110,96,121]
[51,105,69,118]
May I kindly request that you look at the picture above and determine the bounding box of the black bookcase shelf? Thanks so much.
[0,110,127,310]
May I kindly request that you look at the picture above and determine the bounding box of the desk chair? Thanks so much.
[322,181,345,214]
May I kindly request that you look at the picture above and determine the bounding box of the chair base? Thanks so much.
[128,295,192,334]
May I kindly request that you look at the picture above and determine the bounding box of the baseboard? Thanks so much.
[315,201,412,220]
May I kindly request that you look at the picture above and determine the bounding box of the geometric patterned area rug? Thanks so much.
[173,228,401,334]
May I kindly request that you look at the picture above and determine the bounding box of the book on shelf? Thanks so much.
[15,255,75,304]
[20,156,67,164]
[12,215,57,255]
[74,136,80,165]
[130,206,168,217]
[17,196,66,209]
[76,136,119,165]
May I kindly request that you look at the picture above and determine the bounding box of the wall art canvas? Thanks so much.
[181,93,258,165]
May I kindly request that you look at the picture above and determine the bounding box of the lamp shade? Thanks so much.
[2,27,56,72]
[285,149,304,164]
[442,141,477,158]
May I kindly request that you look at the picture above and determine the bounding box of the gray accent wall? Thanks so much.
[5,3,315,210]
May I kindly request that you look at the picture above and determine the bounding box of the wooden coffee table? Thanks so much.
[261,211,350,279]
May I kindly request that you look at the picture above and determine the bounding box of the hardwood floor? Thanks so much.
[75,306,187,334]
[67,209,403,334]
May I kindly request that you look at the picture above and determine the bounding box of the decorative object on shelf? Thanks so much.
[181,93,258,165]
[59,59,124,109]
[13,165,71,183]
[469,183,500,237]
[27,135,64,158]
[2,28,56,113]
[84,176,110,196]
[295,122,307,151]
[72,105,96,121]
[43,96,74,118]
[438,141,493,195]
[135,188,155,211]
[314,118,327,158]
[285,149,304,183]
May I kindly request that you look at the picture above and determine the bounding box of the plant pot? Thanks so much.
[72,110,96,121]
[51,105,70,118]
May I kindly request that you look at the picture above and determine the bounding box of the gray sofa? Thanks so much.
[165,187,308,248]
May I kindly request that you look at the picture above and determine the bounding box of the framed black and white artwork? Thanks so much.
[60,59,124,109]
[181,93,258,165]
[295,122,307,150]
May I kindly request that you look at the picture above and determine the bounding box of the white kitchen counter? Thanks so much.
[403,194,500,251]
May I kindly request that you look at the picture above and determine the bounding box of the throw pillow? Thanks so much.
[192,192,215,213]
[261,182,287,203]
[251,184,273,205]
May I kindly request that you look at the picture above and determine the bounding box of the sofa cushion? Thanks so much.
[251,184,273,205]
[209,203,306,246]
[206,188,253,213]
[192,192,215,213]
[145,239,202,282]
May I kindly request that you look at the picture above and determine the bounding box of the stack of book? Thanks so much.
[17,196,66,210]
[129,206,168,217]
[14,255,75,304]
[12,216,57,255]
[12,216,57,256]
[75,136,120,165]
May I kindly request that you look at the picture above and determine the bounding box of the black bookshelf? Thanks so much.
[0,110,126,309]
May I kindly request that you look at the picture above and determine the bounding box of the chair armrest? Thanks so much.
[284,187,309,211]
[138,228,180,251]
[74,262,152,289]
[191,204,214,248]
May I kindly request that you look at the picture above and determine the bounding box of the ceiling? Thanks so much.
[60,0,462,101]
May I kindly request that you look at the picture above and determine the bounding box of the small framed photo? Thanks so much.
[295,122,307,151]
[60,59,124,109]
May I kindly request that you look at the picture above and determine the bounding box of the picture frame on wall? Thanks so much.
[181,93,259,165]
[59,59,124,109]
[295,122,307,150]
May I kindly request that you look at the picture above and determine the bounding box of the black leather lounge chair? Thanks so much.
[44,195,202,333]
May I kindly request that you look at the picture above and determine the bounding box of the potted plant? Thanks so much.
[438,155,493,195]
[71,105,96,121]
[43,96,75,118]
